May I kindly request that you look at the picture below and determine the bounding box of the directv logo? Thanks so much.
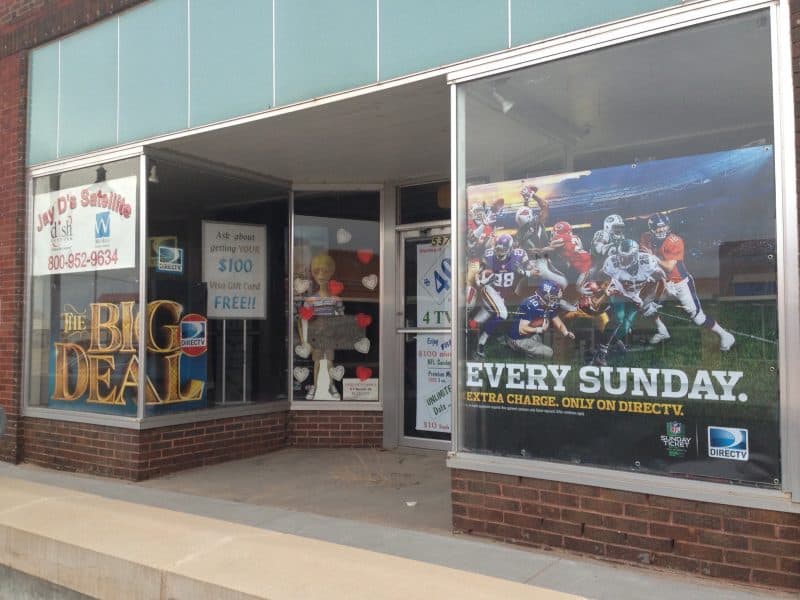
[707,426,749,461]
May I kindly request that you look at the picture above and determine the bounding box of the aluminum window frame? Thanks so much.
[22,146,293,429]
[289,182,386,412]
[446,0,800,512]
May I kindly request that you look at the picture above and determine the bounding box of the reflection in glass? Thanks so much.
[28,158,140,415]
[458,11,780,487]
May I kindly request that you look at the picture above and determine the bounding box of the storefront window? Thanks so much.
[292,191,380,402]
[28,158,140,415]
[457,11,780,487]
[145,159,288,415]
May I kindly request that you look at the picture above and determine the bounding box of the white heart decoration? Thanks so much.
[336,228,352,244]
[293,278,310,295]
[328,365,345,381]
[295,343,311,358]
[362,274,378,291]
[354,337,371,354]
[293,367,310,382]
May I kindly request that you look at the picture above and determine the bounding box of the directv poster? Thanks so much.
[462,146,780,486]
[49,298,208,416]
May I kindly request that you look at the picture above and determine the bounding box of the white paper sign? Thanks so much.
[32,176,137,276]
[415,240,452,433]
[343,378,379,401]
[202,221,267,319]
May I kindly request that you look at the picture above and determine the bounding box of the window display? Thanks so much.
[457,11,780,486]
[28,157,141,415]
[293,192,380,402]
[145,160,288,413]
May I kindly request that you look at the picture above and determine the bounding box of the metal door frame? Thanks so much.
[396,221,453,450]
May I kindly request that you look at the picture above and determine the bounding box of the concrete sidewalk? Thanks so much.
[0,454,793,600]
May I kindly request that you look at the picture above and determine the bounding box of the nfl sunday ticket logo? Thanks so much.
[707,426,749,461]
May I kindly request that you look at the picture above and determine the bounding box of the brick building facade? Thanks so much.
[0,0,798,592]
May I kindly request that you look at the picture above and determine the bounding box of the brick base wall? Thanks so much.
[452,469,800,592]
[288,410,383,448]
[23,411,288,481]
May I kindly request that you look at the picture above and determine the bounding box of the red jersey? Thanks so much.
[640,232,688,283]
[554,232,592,274]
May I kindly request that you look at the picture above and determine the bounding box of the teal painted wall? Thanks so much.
[27,0,679,165]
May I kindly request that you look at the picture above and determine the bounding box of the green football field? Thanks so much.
[474,298,780,419]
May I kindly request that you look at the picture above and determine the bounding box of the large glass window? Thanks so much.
[292,191,380,403]
[28,158,140,415]
[145,159,289,416]
[457,11,780,487]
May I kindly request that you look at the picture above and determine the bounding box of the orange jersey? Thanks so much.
[640,232,687,283]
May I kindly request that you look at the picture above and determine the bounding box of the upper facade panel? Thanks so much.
[26,0,678,165]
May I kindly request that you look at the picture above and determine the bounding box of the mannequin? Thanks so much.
[299,253,344,400]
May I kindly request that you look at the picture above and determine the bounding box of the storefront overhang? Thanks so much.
[148,75,451,185]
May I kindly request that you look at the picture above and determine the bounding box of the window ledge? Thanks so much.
[290,401,383,412]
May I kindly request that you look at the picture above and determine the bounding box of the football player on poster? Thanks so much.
[505,280,574,359]
[592,239,667,366]
[591,214,626,261]
[640,213,735,351]
[514,184,567,289]
[470,233,530,359]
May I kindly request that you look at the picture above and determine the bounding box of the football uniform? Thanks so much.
[601,252,665,337]
[640,231,703,324]
[515,222,568,289]
[591,229,623,261]
[467,218,493,259]
[505,295,559,358]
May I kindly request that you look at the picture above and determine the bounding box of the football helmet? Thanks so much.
[493,234,514,261]
[603,214,625,240]
[553,221,572,236]
[536,279,563,309]
[515,206,534,228]
[617,239,639,268]
[470,204,485,225]
[648,212,671,240]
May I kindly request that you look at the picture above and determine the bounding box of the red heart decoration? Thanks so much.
[327,279,344,296]
[356,366,372,381]
[356,249,374,265]
[299,306,314,320]
[355,313,372,328]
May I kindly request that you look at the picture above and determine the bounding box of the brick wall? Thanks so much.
[23,411,288,481]
[0,51,27,465]
[0,0,148,57]
[452,469,800,591]
[0,0,148,466]
[288,410,383,448]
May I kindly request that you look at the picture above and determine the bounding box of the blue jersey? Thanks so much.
[508,295,557,340]
[484,248,527,301]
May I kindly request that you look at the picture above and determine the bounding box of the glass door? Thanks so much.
[398,225,452,446]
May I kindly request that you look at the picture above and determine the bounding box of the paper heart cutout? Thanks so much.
[361,274,378,290]
[355,313,372,328]
[354,337,371,354]
[293,367,310,382]
[336,228,352,244]
[327,279,344,296]
[356,366,372,381]
[328,365,345,381]
[298,306,315,320]
[295,343,311,358]
[293,278,310,295]
[356,249,374,265]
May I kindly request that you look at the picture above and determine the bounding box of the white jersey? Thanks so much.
[591,230,624,259]
[602,252,665,304]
